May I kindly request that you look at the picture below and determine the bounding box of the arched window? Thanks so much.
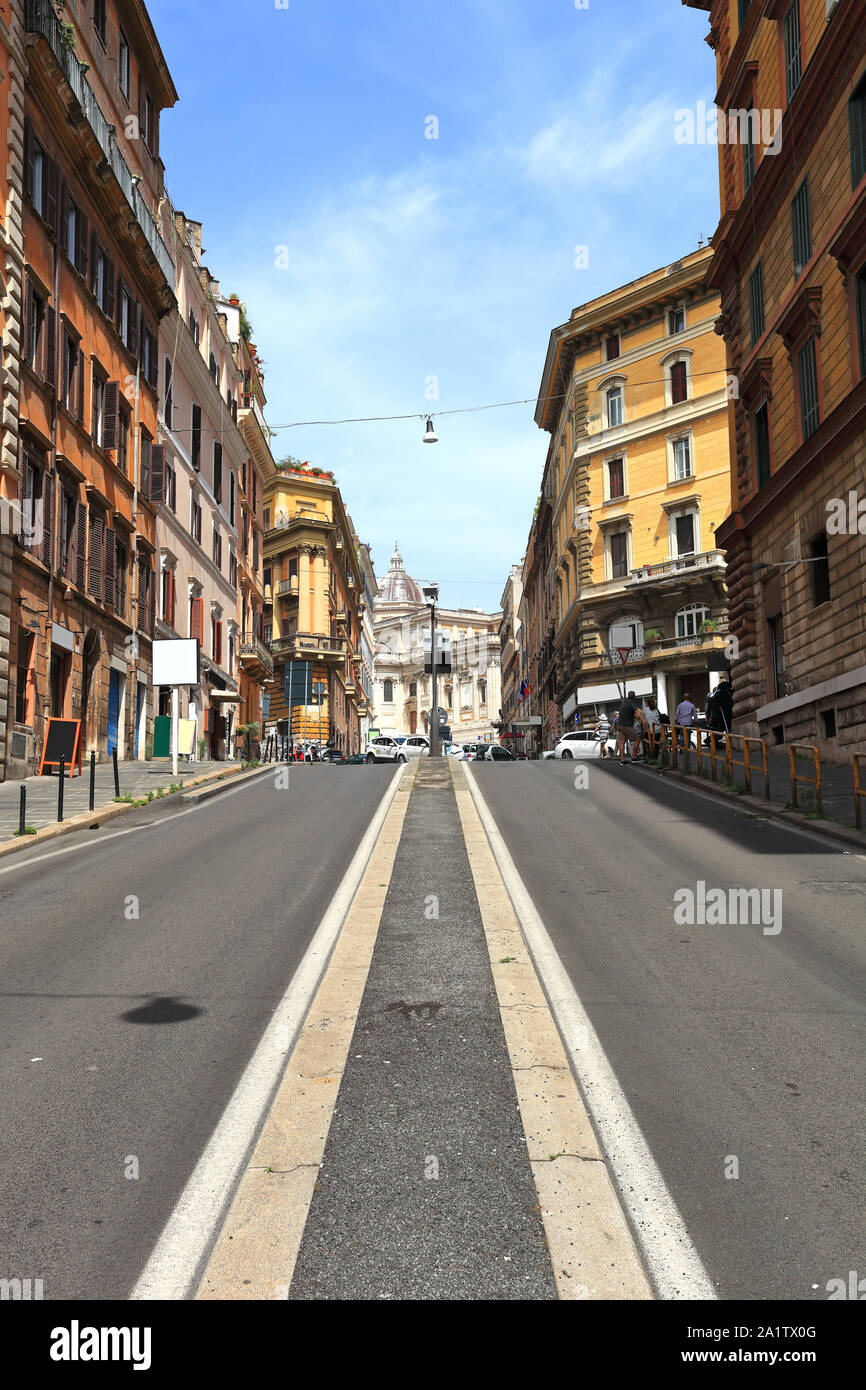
[383,679,394,702]
[675,604,708,639]
[608,617,644,650]
[660,349,693,408]
[606,385,623,428]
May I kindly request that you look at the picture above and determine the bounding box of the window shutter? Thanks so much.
[171,572,177,626]
[45,157,59,232]
[128,300,139,359]
[23,118,33,202]
[75,502,87,588]
[104,526,115,606]
[76,210,88,278]
[138,78,146,148]
[150,444,165,505]
[105,259,115,321]
[45,304,56,387]
[89,231,97,293]
[77,347,85,422]
[23,275,32,366]
[191,596,203,641]
[102,380,119,450]
[88,513,104,600]
[40,472,53,567]
[148,333,158,390]
[18,461,33,547]
[60,182,68,253]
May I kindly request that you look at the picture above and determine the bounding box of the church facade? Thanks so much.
[372,546,501,744]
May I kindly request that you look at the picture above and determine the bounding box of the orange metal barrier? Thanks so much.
[647,724,770,799]
[789,744,822,815]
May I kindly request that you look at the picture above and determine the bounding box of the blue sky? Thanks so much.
[149,0,719,611]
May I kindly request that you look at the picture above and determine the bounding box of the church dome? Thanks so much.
[377,542,425,605]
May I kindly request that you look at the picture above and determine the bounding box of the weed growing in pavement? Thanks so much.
[500,956,516,963]
[13,826,37,836]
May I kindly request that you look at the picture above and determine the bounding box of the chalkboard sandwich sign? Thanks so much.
[39,718,83,777]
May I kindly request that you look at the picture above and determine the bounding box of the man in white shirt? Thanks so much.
[675,694,698,749]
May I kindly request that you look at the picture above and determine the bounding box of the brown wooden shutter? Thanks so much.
[45,304,56,387]
[18,460,32,547]
[23,118,33,202]
[77,347,85,422]
[105,259,115,321]
[150,444,165,504]
[102,381,119,450]
[45,157,58,232]
[40,472,53,567]
[76,210,88,278]
[103,526,115,607]
[75,502,87,588]
[88,513,104,600]
[191,596,203,641]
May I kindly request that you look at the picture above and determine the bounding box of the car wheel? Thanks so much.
[397,754,407,763]
[366,753,375,764]
[561,749,573,759]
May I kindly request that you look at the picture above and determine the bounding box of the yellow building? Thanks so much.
[534,246,733,732]
[262,464,367,753]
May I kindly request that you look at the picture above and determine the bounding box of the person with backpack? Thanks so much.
[616,690,643,765]
[708,677,733,750]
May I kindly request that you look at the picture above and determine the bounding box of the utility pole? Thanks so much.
[423,584,440,757]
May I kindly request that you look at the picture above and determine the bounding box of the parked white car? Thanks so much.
[553,729,615,759]
[402,734,429,758]
[364,736,405,764]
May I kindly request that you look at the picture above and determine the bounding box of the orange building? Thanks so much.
[687,0,866,759]
[1,0,177,777]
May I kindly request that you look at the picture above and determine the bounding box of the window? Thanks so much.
[188,309,200,346]
[15,627,33,724]
[784,2,802,104]
[288,555,298,580]
[738,0,752,28]
[851,72,866,189]
[672,436,692,481]
[88,509,105,599]
[748,263,764,344]
[64,195,87,273]
[24,278,53,382]
[606,386,623,428]
[670,360,688,404]
[212,616,223,665]
[675,604,708,639]
[209,352,219,385]
[117,402,130,475]
[409,681,417,698]
[791,178,811,276]
[115,538,128,616]
[606,457,625,500]
[605,334,620,361]
[118,283,138,355]
[191,403,201,470]
[609,618,644,649]
[212,525,222,570]
[141,326,158,390]
[673,511,696,557]
[609,530,629,579]
[213,441,223,502]
[164,456,176,512]
[810,532,831,606]
[59,487,76,579]
[191,494,202,545]
[164,358,173,427]
[742,103,757,191]
[857,267,866,380]
[229,551,238,588]
[61,327,83,420]
[754,401,772,489]
[383,679,394,702]
[667,306,685,336]
[162,568,176,627]
[93,244,114,317]
[119,30,130,98]
[93,0,107,45]
[92,368,106,446]
[18,455,44,555]
[229,471,236,527]
[798,336,820,439]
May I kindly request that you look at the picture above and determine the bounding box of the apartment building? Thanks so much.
[353,533,377,741]
[154,210,270,759]
[496,563,523,749]
[1,0,177,778]
[686,0,866,758]
[532,247,732,738]
[263,464,365,754]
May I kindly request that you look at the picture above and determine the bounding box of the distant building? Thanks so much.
[373,544,501,743]
[497,564,524,750]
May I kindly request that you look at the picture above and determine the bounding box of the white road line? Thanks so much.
[130,763,407,1301]
[463,764,717,1301]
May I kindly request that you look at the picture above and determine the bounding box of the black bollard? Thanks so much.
[18,785,26,838]
[112,748,120,798]
[89,751,96,811]
[58,757,65,821]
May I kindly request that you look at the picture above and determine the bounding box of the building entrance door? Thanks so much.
[107,669,122,756]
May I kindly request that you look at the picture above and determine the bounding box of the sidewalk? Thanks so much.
[0,758,239,840]
[656,740,861,833]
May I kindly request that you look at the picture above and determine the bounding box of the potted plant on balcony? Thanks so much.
[698,619,719,635]
[644,628,663,644]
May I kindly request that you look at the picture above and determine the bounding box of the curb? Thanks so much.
[0,762,267,861]
[641,762,866,852]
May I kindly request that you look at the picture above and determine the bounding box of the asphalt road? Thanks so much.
[0,763,394,1300]
[469,759,866,1300]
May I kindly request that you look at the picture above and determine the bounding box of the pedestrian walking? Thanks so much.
[642,696,660,757]
[594,711,611,758]
[707,677,733,750]
[675,693,698,749]
[616,690,643,765]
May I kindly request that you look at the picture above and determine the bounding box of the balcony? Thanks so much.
[271,632,347,662]
[238,633,273,680]
[333,608,348,625]
[24,0,174,288]
[344,682,357,697]
[276,576,299,598]
[628,550,726,587]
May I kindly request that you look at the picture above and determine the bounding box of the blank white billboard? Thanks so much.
[152,639,200,687]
